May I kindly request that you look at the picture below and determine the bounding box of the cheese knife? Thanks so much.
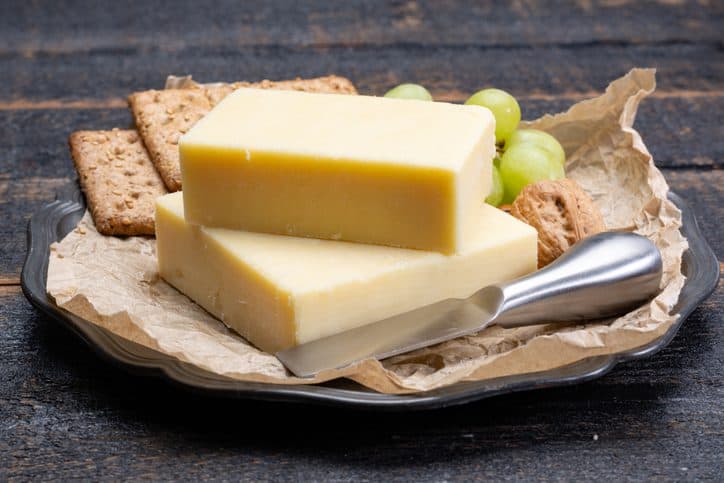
[276,232,663,378]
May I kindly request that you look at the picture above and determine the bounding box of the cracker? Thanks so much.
[69,129,167,236]
[129,75,357,192]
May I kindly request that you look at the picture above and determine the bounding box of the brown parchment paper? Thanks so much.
[46,68,688,394]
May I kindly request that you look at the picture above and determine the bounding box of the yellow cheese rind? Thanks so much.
[156,192,537,353]
[179,88,496,253]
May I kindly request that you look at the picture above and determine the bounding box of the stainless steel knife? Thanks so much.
[276,232,663,378]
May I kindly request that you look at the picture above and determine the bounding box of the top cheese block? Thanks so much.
[179,88,496,254]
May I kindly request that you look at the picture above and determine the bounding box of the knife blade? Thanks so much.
[276,232,663,378]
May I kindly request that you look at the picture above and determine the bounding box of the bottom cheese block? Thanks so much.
[155,192,538,353]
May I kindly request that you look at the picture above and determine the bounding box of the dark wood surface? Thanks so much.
[1,1,722,480]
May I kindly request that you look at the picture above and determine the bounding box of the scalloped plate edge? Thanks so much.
[21,187,720,410]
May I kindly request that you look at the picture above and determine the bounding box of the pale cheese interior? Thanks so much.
[156,192,537,353]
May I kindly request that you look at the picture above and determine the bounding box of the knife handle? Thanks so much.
[492,232,663,328]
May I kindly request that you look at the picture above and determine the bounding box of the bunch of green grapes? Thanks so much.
[384,84,566,206]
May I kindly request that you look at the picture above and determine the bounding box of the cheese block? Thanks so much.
[179,88,496,254]
[156,192,537,353]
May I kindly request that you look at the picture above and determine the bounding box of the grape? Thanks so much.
[464,88,520,144]
[507,129,565,167]
[485,164,504,207]
[499,144,565,203]
[383,83,433,101]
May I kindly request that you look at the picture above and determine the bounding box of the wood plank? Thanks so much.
[3,89,723,112]
[0,43,722,103]
[526,96,724,170]
[0,108,134,175]
[1,0,721,53]
[0,176,73,282]
[664,169,724,262]
[0,285,20,295]
[0,99,129,111]
[1,276,721,480]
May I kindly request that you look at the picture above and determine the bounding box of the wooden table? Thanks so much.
[1,1,722,480]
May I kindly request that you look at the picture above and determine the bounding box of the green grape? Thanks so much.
[507,129,565,167]
[464,88,521,144]
[499,144,565,203]
[485,164,504,207]
[383,83,433,101]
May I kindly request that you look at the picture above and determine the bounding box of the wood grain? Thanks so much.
[1,0,721,53]
[1,43,722,103]
[0,176,72,283]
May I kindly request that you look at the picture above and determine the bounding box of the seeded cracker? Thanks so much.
[69,129,167,236]
[129,75,358,192]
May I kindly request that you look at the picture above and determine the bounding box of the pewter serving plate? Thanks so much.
[21,185,719,410]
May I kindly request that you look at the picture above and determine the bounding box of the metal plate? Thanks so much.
[21,186,719,410]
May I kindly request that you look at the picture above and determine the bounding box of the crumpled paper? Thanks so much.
[47,68,687,394]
